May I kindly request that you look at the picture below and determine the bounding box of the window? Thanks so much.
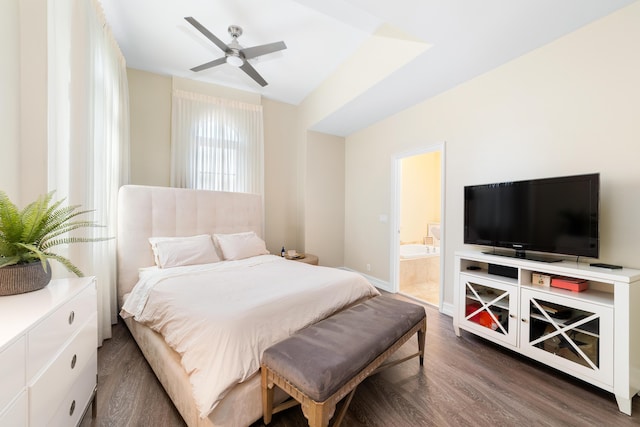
[171,90,264,194]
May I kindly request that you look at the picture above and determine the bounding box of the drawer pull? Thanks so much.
[69,400,76,416]
[68,310,75,325]
[71,354,77,369]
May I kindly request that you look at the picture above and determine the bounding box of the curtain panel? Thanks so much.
[171,90,264,195]
[48,0,130,344]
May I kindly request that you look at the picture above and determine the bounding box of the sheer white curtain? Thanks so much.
[48,0,130,344]
[171,90,264,194]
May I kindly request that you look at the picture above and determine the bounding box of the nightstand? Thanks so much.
[286,253,318,265]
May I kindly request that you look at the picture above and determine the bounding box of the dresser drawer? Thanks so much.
[29,312,97,426]
[27,280,96,380]
[48,349,97,427]
[0,390,27,427]
[0,336,26,411]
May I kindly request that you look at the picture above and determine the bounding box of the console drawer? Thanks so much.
[29,313,97,426]
[27,281,96,380]
[0,336,26,411]
[48,349,97,427]
[0,391,27,427]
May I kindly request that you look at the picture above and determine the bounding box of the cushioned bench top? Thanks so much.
[261,296,426,402]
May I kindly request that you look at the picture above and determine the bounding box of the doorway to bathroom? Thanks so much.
[391,144,444,308]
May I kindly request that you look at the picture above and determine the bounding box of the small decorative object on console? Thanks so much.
[551,276,589,292]
[532,272,553,287]
[465,302,499,330]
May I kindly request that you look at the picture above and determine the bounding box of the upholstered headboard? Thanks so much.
[116,185,263,307]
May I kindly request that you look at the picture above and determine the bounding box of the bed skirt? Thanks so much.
[123,317,287,427]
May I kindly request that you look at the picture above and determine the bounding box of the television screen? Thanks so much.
[464,173,599,259]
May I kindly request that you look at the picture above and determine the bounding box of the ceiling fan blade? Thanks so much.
[191,57,227,72]
[241,41,287,60]
[240,61,268,87]
[184,17,229,53]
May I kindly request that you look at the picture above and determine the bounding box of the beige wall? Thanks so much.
[0,0,20,202]
[400,152,441,244]
[127,70,303,255]
[127,70,265,187]
[127,69,172,186]
[173,76,261,104]
[305,131,345,267]
[345,2,640,308]
[262,98,301,253]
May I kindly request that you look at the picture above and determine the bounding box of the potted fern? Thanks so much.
[0,190,110,296]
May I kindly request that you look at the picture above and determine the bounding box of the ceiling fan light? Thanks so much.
[226,55,244,67]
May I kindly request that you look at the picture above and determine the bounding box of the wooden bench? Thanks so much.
[261,296,427,427]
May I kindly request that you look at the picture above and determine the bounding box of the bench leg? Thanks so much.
[262,368,274,424]
[305,401,333,427]
[332,386,357,427]
[418,318,427,366]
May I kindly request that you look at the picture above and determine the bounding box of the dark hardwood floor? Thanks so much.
[80,299,639,427]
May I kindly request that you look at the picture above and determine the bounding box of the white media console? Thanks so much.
[453,250,640,415]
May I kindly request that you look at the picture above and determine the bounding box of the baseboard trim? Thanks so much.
[339,267,392,292]
[441,302,454,317]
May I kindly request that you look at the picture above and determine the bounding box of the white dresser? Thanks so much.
[0,277,97,426]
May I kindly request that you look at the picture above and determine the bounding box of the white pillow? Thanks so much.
[148,234,220,268]
[214,231,269,261]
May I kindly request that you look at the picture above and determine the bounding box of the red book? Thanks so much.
[551,277,589,292]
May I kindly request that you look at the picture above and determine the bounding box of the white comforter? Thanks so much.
[121,255,379,418]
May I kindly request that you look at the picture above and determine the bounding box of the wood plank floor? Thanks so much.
[80,298,639,427]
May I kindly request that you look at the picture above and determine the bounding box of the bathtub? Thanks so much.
[399,244,440,260]
[399,244,441,288]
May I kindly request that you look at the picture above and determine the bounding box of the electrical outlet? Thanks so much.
[366,263,371,272]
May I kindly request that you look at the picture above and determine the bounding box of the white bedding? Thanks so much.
[121,254,379,419]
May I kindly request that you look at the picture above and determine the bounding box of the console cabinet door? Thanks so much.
[459,273,518,347]
[520,288,613,388]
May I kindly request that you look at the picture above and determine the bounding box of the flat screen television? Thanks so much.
[464,173,599,260]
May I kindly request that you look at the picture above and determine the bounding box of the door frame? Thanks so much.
[390,142,446,310]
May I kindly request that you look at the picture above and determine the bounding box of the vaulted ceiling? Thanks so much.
[102,0,636,136]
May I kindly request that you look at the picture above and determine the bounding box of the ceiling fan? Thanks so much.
[185,16,287,87]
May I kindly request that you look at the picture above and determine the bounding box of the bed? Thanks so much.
[116,185,379,426]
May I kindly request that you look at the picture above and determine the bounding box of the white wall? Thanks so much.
[0,0,20,202]
[344,2,640,307]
